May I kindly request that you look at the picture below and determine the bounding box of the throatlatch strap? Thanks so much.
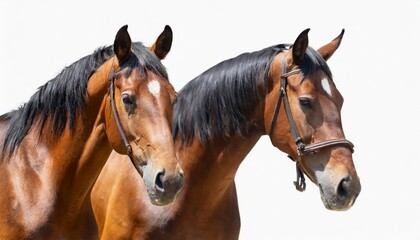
[294,164,306,192]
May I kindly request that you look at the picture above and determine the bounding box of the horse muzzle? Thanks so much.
[317,174,361,211]
[142,164,184,206]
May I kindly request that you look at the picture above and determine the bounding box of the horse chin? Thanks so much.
[147,192,177,206]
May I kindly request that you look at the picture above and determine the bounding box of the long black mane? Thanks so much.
[1,42,168,158]
[173,44,332,145]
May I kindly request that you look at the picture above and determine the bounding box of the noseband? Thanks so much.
[108,69,143,177]
[269,55,354,192]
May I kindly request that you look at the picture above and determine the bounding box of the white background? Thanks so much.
[1,1,419,239]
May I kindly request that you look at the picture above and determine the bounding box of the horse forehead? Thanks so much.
[302,75,335,96]
[147,80,161,97]
[321,78,332,97]
[311,75,344,105]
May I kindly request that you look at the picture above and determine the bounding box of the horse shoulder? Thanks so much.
[0,131,55,237]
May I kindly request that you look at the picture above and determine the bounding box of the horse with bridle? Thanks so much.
[0,25,183,239]
[91,29,361,239]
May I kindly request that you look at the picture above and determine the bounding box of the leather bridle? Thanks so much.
[108,69,143,177]
[269,54,354,192]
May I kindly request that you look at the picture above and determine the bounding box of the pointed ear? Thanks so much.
[150,25,173,60]
[318,29,344,61]
[289,28,310,65]
[114,25,132,63]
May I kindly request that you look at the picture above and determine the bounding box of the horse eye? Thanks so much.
[121,94,136,114]
[121,94,134,106]
[299,97,313,110]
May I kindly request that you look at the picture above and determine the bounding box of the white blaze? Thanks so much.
[321,78,332,97]
[148,80,161,97]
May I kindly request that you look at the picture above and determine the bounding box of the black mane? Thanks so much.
[173,44,332,145]
[1,42,168,158]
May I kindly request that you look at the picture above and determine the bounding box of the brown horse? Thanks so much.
[0,25,183,239]
[91,29,361,239]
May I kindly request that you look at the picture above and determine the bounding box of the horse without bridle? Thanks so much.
[0,25,183,239]
[91,29,361,239]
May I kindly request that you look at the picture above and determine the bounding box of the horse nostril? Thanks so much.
[155,170,165,192]
[337,176,351,197]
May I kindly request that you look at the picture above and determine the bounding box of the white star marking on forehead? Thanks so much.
[148,80,161,97]
[321,78,332,97]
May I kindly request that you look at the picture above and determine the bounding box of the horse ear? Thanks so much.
[150,25,173,60]
[114,25,132,63]
[318,29,345,61]
[289,28,310,65]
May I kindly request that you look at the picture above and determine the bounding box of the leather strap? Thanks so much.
[108,70,142,176]
[301,139,354,155]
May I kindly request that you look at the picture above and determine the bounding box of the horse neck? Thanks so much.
[174,74,270,207]
[42,59,116,222]
[175,130,263,207]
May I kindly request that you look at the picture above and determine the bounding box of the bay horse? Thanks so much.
[91,29,361,239]
[0,25,183,239]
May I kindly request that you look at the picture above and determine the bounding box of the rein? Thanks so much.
[108,70,143,177]
[269,55,354,192]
